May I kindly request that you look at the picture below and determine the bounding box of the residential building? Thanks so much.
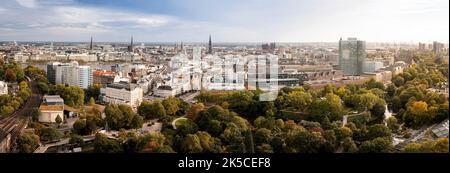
[419,42,427,50]
[47,61,93,89]
[93,70,118,86]
[433,41,445,53]
[46,62,60,84]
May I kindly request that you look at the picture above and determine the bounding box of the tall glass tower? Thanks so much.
[339,37,366,76]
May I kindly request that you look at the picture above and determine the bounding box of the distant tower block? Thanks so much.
[208,35,213,54]
[175,43,178,53]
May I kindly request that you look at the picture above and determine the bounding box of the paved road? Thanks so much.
[139,121,163,134]
[342,112,367,127]
[178,91,200,103]
[172,117,188,130]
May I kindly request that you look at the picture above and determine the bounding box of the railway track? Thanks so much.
[0,76,42,145]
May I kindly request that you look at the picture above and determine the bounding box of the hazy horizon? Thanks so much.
[1,40,447,45]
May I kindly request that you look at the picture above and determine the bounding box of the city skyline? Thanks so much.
[0,0,449,43]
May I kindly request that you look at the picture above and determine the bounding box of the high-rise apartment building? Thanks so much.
[47,61,93,89]
[419,42,427,50]
[433,41,444,53]
[339,37,366,76]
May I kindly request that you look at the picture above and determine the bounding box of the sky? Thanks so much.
[0,0,448,43]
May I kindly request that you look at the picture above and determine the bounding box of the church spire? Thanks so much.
[128,36,134,52]
[208,34,212,54]
[131,36,133,48]
[90,36,93,50]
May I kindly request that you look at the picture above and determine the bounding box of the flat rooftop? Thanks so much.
[43,95,64,104]
[106,82,139,91]
[40,105,64,112]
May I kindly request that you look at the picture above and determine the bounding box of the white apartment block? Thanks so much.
[68,53,97,62]
[49,61,93,89]
[153,85,179,98]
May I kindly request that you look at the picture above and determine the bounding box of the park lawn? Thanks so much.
[175,118,189,128]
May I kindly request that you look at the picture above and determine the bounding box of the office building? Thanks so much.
[364,60,384,73]
[100,82,143,108]
[339,37,366,75]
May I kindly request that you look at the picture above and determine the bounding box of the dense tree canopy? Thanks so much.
[39,127,63,142]
[402,138,449,153]
[51,84,85,107]
[16,132,40,153]
[105,104,144,130]
[138,100,167,119]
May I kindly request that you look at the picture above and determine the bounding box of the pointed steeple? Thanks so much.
[208,34,212,54]
[90,36,93,50]
[131,36,133,48]
[128,36,134,52]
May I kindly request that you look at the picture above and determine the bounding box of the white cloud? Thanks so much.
[3,0,449,42]
[16,0,37,8]
[16,0,73,8]
[55,6,170,27]
[1,2,176,40]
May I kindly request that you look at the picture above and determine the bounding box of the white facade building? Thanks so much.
[0,81,8,95]
[364,60,384,73]
[50,61,93,89]
[39,95,64,123]
[78,66,92,89]
[153,85,179,98]
[68,53,97,62]
[362,71,393,83]
[100,82,143,108]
